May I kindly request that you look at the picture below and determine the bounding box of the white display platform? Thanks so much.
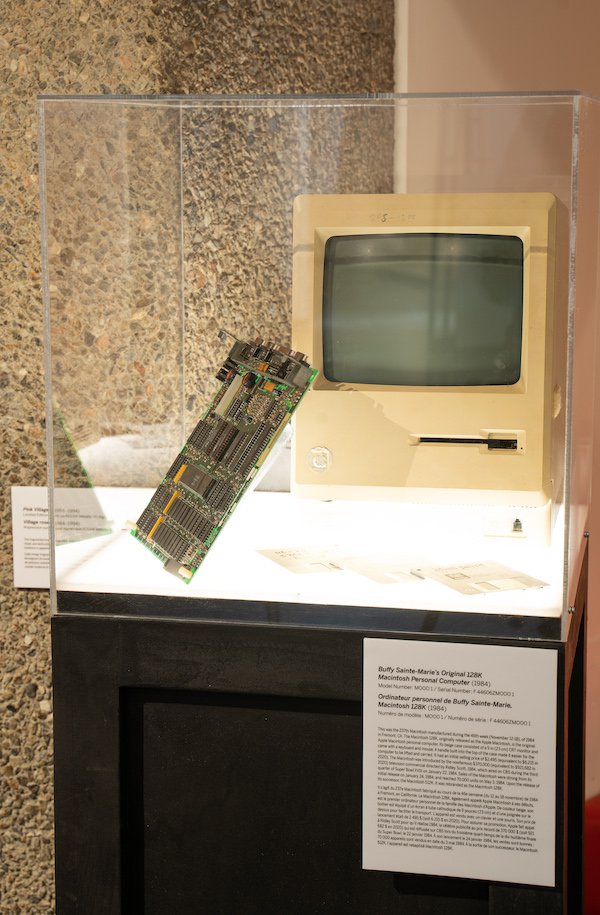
[53,488,564,618]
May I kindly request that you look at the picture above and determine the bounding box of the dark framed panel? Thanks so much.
[121,688,369,914]
[52,560,586,914]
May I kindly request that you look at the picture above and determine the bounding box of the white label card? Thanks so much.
[363,638,557,886]
[412,561,548,595]
[11,486,116,588]
[11,487,51,588]
[260,547,416,583]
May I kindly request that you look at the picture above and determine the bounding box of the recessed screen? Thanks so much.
[322,233,524,386]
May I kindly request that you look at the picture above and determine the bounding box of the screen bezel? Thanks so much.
[311,224,531,395]
[320,230,526,388]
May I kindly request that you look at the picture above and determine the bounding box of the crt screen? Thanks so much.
[322,233,524,386]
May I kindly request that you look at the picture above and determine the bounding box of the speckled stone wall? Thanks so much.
[0,3,394,911]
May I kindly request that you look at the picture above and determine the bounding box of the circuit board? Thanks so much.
[131,330,317,582]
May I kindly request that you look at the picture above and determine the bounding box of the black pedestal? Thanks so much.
[52,556,586,914]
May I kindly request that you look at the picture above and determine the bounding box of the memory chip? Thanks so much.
[150,521,190,563]
[179,465,215,498]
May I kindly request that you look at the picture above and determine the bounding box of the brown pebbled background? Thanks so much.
[0,2,394,911]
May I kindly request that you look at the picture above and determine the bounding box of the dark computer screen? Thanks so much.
[322,233,524,386]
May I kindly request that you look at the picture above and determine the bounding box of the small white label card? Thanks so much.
[11,486,51,588]
[11,486,114,588]
[411,561,548,595]
[260,548,416,584]
[259,548,344,574]
[363,638,557,886]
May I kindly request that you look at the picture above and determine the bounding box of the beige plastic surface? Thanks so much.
[292,192,564,524]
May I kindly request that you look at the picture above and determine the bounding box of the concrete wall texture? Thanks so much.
[0,4,394,911]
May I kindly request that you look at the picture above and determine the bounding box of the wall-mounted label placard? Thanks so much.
[363,638,557,886]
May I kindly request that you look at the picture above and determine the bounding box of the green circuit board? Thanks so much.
[131,330,317,582]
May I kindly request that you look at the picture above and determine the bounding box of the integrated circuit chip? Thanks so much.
[131,329,317,582]
[150,520,191,563]
[178,464,215,498]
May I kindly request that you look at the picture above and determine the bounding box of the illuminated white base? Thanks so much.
[53,488,565,618]
[293,483,552,542]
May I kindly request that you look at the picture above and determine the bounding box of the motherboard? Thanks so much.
[131,330,317,582]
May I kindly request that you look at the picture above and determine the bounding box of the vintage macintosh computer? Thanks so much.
[291,192,566,542]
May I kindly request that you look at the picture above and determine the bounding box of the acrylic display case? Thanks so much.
[39,93,600,634]
[43,95,600,915]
